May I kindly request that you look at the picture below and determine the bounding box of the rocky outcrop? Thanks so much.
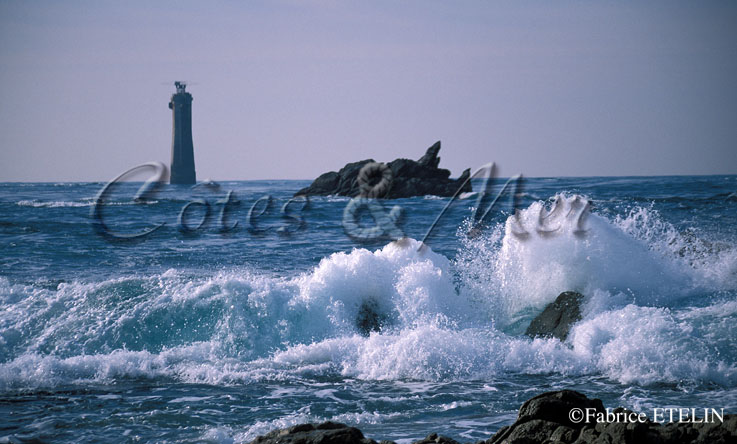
[294,141,472,199]
[486,390,737,444]
[249,421,384,444]
[413,433,462,444]
[525,291,584,341]
[249,392,737,444]
[487,390,605,444]
[247,422,458,444]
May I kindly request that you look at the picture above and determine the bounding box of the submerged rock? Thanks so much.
[294,141,472,199]
[525,291,584,341]
[356,299,385,336]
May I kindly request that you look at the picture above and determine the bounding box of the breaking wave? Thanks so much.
[2,195,736,391]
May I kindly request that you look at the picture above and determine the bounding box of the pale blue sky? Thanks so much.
[1,0,736,181]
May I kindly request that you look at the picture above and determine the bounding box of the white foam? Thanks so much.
[1,198,736,389]
[16,199,158,207]
[569,303,737,385]
[454,194,735,330]
[16,199,93,208]
[613,206,737,290]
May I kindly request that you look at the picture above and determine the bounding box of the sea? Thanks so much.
[1,175,736,443]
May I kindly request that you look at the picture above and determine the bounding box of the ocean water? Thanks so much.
[1,176,736,443]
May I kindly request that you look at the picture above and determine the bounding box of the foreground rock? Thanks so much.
[486,390,737,444]
[294,141,472,198]
[525,291,584,341]
[247,422,459,444]
[249,391,736,443]
[249,421,384,444]
[247,421,459,444]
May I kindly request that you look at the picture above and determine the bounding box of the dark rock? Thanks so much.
[517,390,605,429]
[487,390,737,444]
[295,141,472,199]
[417,141,442,168]
[525,291,584,341]
[570,426,597,444]
[356,299,385,336]
[249,421,385,444]
[550,425,577,443]
[412,432,462,443]
[502,419,560,443]
[248,392,737,444]
[304,171,340,195]
[691,415,737,443]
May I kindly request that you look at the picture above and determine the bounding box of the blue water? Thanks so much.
[1,176,736,443]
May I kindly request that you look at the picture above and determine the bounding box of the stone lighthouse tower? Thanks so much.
[169,81,196,184]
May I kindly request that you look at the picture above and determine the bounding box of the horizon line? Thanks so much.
[2,172,736,184]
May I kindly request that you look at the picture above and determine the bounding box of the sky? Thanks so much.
[1,0,736,181]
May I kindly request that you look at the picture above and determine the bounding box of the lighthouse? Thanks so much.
[169,81,196,184]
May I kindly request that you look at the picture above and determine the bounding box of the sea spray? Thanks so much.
[2,179,737,443]
[3,195,737,389]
